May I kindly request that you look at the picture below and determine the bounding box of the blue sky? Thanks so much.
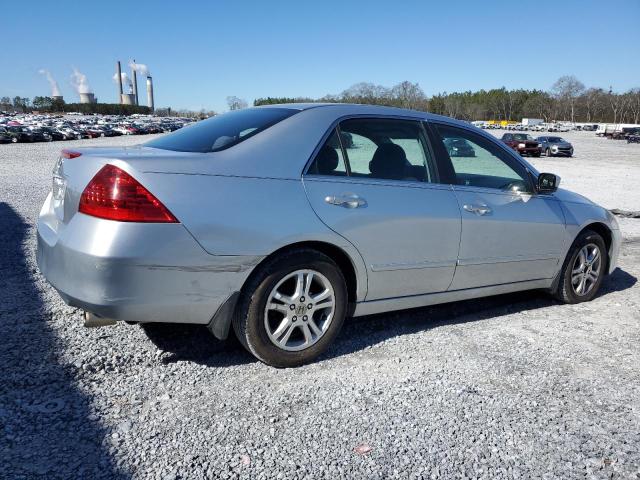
[3,0,639,112]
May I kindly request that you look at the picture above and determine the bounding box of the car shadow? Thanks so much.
[142,267,636,368]
[0,203,126,479]
[141,322,253,367]
[324,267,637,361]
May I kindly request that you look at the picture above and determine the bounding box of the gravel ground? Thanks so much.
[1,133,639,479]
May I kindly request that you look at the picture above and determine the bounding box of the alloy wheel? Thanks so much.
[264,269,335,351]
[571,243,602,296]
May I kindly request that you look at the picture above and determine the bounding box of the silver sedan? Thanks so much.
[37,104,621,367]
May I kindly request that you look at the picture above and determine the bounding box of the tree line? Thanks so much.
[253,76,640,124]
[4,75,639,123]
[0,95,151,116]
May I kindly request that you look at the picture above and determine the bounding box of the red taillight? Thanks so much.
[79,164,178,223]
[61,149,82,159]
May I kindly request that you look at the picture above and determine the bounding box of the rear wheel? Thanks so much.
[554,230,606,303]
[232,249,347,367]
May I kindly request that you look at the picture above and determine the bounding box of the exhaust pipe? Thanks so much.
[84,311,118,328]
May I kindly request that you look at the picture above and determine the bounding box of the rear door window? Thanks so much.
[338,118,436,182]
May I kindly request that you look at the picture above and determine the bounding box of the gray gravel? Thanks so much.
[1,135,639,479]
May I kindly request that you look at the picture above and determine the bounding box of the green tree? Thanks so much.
[32,96,54,112]
[13,96,31,113]
[0,96,12,110]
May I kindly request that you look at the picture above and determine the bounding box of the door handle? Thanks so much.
[324,194,367,209]
[463,204,492,215]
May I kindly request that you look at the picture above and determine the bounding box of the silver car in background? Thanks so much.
[37,104,620,367]
[537,136,574,157]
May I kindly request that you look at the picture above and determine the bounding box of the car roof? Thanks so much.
[256,102,462,125]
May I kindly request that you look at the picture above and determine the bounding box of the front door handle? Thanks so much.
[325,194,367,209]
[463,203,492,215]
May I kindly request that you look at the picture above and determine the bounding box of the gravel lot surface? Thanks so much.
[1,132,639,479]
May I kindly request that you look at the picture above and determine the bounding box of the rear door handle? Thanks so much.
[463,204,492,215]
[325,194,367,209]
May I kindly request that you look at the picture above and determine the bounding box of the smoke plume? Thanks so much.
[129,60,150,77]
[39,69,61,97]
[113,72,133,94]
[70,67,92,94]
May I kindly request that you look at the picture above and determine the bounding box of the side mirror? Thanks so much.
[537,173,560,193]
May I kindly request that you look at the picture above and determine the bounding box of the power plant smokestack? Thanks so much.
[70,67,94,102]
[146,76,154,111]
[131,60,139,106]
[128,60,150,107]
[116,61,124,103]
[120,93,136,105]
[79,93,96,104]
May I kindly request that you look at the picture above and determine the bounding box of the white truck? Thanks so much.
[596,124,640,137]
[522,118,544,127]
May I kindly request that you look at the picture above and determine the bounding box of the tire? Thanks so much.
[11,137,17,143]
[532,152,541,157]
[232,248,348,367]
[554,230,607,304]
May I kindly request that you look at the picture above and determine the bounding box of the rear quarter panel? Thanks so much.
[141,173,369,299]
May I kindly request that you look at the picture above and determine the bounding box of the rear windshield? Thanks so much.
[145,107,297,153]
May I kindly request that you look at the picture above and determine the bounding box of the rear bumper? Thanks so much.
[37,193,262,325]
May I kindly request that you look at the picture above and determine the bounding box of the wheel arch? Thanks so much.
[242,240,362,312]
[578,222,613,271]
[549,221,613,296]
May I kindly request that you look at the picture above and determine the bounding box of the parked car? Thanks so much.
[501,133,542,156]
[36,104,621,367]
[4,126,34,143]
[0,129,12,143]
[622,127,640,140]
[548,124,570,133]
[96,126,122,137]
[40,127,66,141]
[628,133,640,144]
[28,127,53,142]
[537,136,574,157]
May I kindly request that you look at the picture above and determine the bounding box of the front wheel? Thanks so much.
[554,230,607,303]
[232,249,347,367]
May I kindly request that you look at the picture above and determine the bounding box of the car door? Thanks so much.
[427,122,566,291]
[303,117,461,300]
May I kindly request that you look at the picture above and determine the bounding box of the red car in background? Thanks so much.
[501,133,542,157]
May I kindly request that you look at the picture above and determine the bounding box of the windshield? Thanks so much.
[513,134,534,141]
[547,137,564,143]
[146,107,298,153]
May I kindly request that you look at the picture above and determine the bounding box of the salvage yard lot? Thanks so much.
[1,131,639,479]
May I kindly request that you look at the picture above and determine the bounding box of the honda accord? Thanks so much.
[37,104,621,367]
